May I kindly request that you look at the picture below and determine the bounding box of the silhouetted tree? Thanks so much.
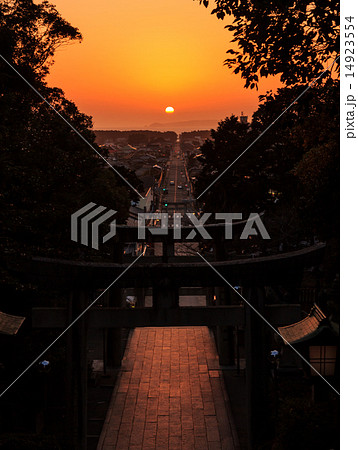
[0,3,138,443]
[195,80,339,241]
[112,165,144,202]
[194,115,266,213]
[251,80,339,240]
[0,0,82,80]
[0,0,134,262]
[198,0,339,88]
[196,0,339,242]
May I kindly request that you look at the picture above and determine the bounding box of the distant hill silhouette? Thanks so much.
[147,119,219,132]
[94,130,177,145]
[95,120,220,135]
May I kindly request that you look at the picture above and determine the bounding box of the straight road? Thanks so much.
[161,143,194,218]
[160,143,198,256]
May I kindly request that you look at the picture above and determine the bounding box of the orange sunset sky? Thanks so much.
[47,0,281,130]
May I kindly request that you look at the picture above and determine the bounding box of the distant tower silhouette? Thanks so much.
[240,111,248,124]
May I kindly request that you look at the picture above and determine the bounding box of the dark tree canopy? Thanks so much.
[195,0,339,242]
[195,79,339,242]
[251,80,339,239]
[198,0,339,88]
[194,115,266,213]
[0,0,82,82]
[0,1,137,261]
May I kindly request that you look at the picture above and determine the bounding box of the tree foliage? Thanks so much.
[198,0,339,88]
[194,115,265,213]
[0,1,138,262]
[195,0,339,243]
[195,79,339,242]
[0,0,82,80]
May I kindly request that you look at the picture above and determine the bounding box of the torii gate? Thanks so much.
[11,228,325,449]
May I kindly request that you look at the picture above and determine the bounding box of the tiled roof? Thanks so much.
[0,311,25,336]
[278,304,327,345]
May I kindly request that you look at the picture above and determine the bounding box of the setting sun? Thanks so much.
[165,106,175,113]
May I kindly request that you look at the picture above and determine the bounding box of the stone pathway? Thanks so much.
[97,327,239,449]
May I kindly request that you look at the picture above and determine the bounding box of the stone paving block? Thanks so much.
[116,424,132,448]
[203,401,216,416]
[208,442,222,450]
[194,425,207,437]
[182,428,195,448]
[169,435,182,449]
[157,415,169,434]
[205,416,221,443]
[194,435,209,449]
